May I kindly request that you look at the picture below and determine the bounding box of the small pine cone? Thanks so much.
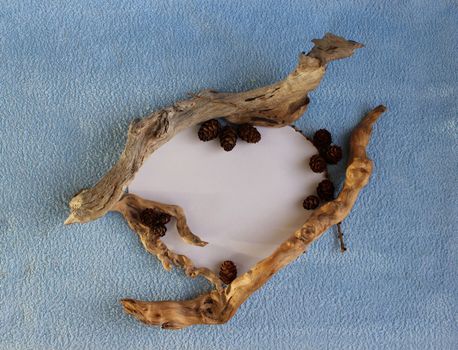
[139,208,158,228]
[198,119,220,141]
[318,146,327,158]
[303,195,320,210]
[238,124,261,143]
[154,211,172,225]
[150,224,167,238]
[309,154,327,173]
[324,145,343,164]
[140,208,171,227]
[220,126,237,151]
[317,179,335,201]
[313,129,332,148]
[219,260,237,284]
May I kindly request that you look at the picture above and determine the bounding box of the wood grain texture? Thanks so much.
[65,33,363,225]
[120,105,386,329]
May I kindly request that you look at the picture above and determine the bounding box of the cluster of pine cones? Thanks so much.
[309,128,343,172]
[198,119,261,151]
[303,129,343,210]
[303,179,336,210]
[139,208,172,238]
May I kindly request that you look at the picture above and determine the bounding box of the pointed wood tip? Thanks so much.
[374,105,387,113]
[309,33,364,64]
[64,214,77,225]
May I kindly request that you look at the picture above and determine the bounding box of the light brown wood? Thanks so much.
[111,194,224,291]
[120,105,386,329]
[65,33,363,225]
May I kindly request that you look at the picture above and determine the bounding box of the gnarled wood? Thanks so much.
[111,194,223,291]
[65,33,363,225]
[120,105,386,329]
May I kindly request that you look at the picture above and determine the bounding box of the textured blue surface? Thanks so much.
[0,1,457,349]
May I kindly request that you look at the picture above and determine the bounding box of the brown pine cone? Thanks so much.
[139,208,157,228]
[198,119,220,141]
[219,260,237,284]
[140,208,171,227]
[219,126,237,151]
[324,145,343,164]
[303,195,320,210]
[317,179,335,201]
[238,124,261,143]
[318,146,327,158]
[313,129,332,148]
[154,211,172,225]
[150,224,167,238]
[309,154,327,173]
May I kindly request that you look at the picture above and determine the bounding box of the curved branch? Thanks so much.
[120,105,387,329]
[112,194,206,246]
[111,194,223,290]
[65,33,363,225]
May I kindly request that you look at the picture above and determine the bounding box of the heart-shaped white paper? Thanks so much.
[128,126,324,274]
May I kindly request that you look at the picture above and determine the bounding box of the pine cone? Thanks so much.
[317,179,335,201]
[324,145,343,164]
[309,154,327,173]
[313,129,332,148]
[318,146,327,158]
[140,208,171,227]
[303,195,320,210]
[238,124,261,143]
[198,119,220,141]
[150,224,167,238]
[219,260,237,284]
[155,211,171,225]
[139,208,157,228]
[220,126,237,151]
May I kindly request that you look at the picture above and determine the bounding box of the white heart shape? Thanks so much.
[128,126,324,274]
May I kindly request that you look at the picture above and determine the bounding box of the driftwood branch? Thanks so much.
[65,33,363,225]
[111,194,223,291]
[120,105,386,329]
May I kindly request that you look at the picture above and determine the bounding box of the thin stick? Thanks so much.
[337,222,347,253]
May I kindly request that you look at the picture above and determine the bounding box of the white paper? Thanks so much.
[128,126,324,274]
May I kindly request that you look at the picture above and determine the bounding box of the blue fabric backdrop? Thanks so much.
[0,1,456,349]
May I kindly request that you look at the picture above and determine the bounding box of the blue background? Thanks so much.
[0,1,456,349]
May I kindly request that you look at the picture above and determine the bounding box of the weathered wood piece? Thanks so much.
[65,33,363,225]
[111,194,224,291]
